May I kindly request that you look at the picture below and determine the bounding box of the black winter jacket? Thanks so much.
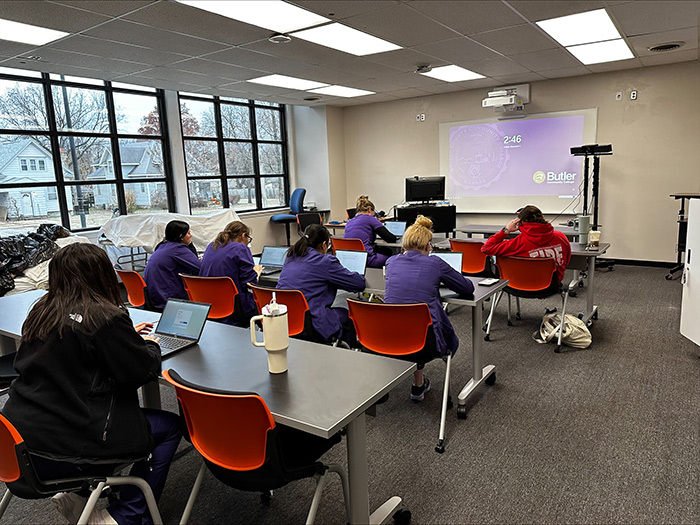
[3,310,161,464]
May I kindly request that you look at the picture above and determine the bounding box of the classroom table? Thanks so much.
[457,224,579,240]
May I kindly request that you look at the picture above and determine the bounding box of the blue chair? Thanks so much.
[270,188,306,246]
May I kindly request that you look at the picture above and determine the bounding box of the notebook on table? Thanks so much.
[384,221,407,238]
[335,249,369,275]
[154,299,211,357]
[259,246,288,275]
[430,252,463,273]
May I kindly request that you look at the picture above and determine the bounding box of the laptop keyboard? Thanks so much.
[157,335,192,351]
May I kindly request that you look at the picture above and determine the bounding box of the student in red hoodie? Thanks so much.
[481,205,571,282]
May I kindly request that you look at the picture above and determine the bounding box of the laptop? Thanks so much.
[430,252,463,273]
[384,221,407,238]
[335,249,369,275]
[154,299,211,357]
[258,246,288,275]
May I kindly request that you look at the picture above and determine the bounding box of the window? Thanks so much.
[179,95,288,214]
[0,69,173,232]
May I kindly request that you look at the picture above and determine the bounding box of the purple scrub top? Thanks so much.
[277,247,365,341]
[384,250,474,356]
[200,240,258,320]
[144,241,202,308]
[344,213,387,267]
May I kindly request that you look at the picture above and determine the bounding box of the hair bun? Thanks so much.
[414,215,433,229]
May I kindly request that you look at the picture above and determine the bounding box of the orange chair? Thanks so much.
[347,299,454,454]
[180,274,239,320]
[0,413,162,524]
[485,256,569,352]
[162,369,350,525]
[331,237,365,254]
[248,284,311,338]
[449,239,492,276]
[115,268,156,310]
[296,212,322,237]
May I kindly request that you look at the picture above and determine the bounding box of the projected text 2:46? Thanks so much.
[503,134,522,144]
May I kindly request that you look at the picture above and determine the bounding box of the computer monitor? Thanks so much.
[384,221,406,237]
[405,176,445,203]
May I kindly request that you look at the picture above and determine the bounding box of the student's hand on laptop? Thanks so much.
[134,322,153,335]
[143,335,160,343]
[254,264,264,278]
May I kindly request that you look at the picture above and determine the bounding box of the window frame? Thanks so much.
[0,70,175,232]
[178,93,289,214]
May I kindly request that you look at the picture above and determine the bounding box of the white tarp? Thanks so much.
[98,210,240,253]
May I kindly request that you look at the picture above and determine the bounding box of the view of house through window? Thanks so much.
[0,69,172,234]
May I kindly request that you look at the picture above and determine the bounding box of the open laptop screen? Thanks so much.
[430,252,463,273]
[260,246,288,268]
[335,249,369,275]
[384,221,407,237]
[156,299,210,340]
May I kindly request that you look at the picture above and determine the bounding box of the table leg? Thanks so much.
[578,255,599,324]
[457,302,496,410]
[346,412,402,525]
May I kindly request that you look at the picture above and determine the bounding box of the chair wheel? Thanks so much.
[578,313,583,320]
[447,395,453,409]
[593,311,598,320]
[457,405,467,419]
[484,334,490,341]
[485,372,496,386]
[260,490,272,503]
[393,508,412,525]
[507,320,513,326]
[568,290,577,297]
[482,324,487,332]
[435,442,445,454]
[578,280,584,288]
[554,345,561,353]
[515,313,521,320]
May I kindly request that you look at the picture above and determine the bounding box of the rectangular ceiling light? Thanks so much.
[536,9,622,47]
[249,74,328,90]
[292,23,401,56]
[0,18,68,46]
[420,65,485,82]
[308,85,375,98]
[176,0,329,34]
[566,39,634,65]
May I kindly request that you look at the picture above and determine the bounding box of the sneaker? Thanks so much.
[52,492,86,524]
[410,377,431,402]
[87,508,117,525]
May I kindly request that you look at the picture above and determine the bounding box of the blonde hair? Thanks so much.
[402,215,433,251]
[356,195,375,214]
[212,221,250,249]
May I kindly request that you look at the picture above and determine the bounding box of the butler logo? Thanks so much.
[533,171,576,184]
[533,171,546,184]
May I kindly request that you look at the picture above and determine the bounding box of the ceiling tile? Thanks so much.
[413,37,500,64]
[461,57,531,76]
[0,42,37,58]
[27,48,149,74]
[284,66,368,85]
[411,1,527,35]
[341,4,461,47]
[112,74,205,91]
[50,35,188,66]
[421,79,495,94]
[203,48,312,75]
[242,37,364,69]
[610,1,700,35]
[83,19,229,56]
[585,57,643,73]
[382,87,435,99]
[506,1,608,22]
[167,58,258,81]
[511,47,582,71]
[627,27,697,56]
[470,24,558,55]
[53,1,156,17]
[0,1,109,33]
[362,48,450,72]
[639,48,698,66]
[288,1,393,21]
[123,2,270,46]
[539,66,592,79]
[135,67,228,86]
[491,72,547,83]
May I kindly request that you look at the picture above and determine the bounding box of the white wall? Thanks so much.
[338,61,700,263]
[290,105,332,211]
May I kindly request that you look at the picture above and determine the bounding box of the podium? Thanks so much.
[396,205,456,235]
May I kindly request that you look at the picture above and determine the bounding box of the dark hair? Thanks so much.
[155,220,190,250]
[287,224,330,258]
[356,195,375,214]
[22,243,125,342]
[517,205,547,224]
[212,221,250,250]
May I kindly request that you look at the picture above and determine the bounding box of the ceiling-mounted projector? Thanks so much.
[482,84,529,119]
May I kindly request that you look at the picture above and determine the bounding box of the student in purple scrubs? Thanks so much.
[277,224,365,345]
[384,216,474,401]
[144,220,201,309]
[200,220,262,325]
[344,195,396,268]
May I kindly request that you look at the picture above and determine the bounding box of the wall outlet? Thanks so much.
[615,92,622,101]
[416,113,425,122]
[631,90,638,100]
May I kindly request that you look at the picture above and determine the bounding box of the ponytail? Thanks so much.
[287,224,330,258]
[356,195,375,214]
[402,215,433,251]
[212,221,250,250]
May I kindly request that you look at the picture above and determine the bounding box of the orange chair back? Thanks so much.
[0,414,23,483]
[331,237,365,254]
[162,370,275,471]
[495,256,556,292]
[180,275,238,319]
[249,285,310,337]
[116,269,147,307]
[449,239,488,274]
[347,299,432,356]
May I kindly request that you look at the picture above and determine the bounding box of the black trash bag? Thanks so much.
[0,227,60,296]
[37,223,70,240]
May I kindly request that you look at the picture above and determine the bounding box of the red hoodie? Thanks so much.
[481,222,572,282]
